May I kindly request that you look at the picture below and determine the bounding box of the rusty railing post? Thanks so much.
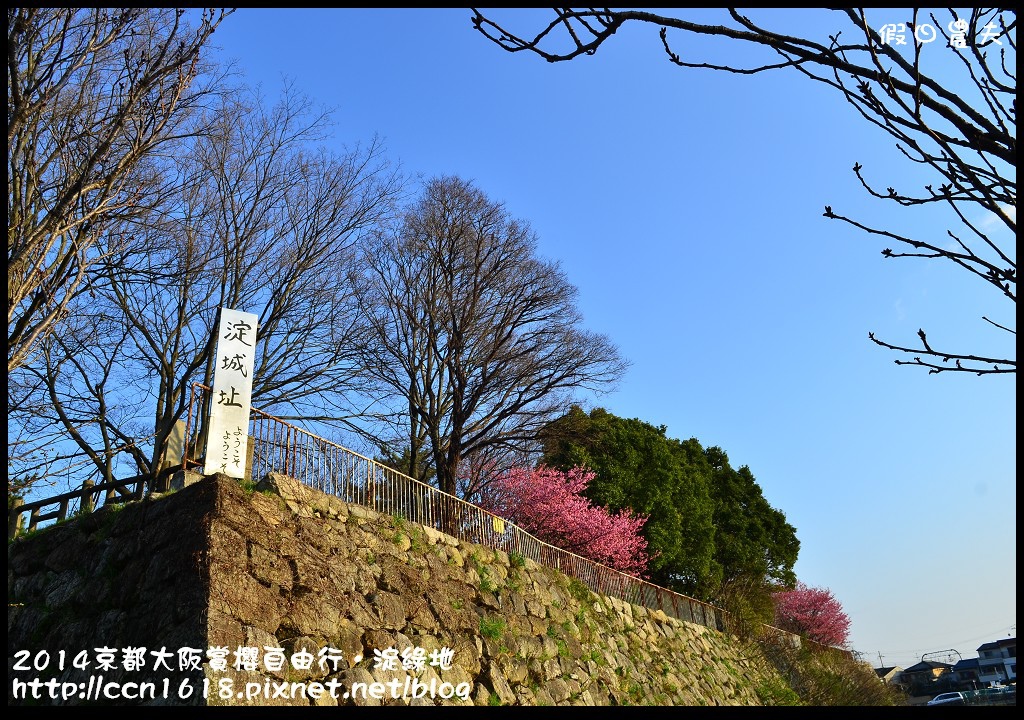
[81,480,95,514]
[285,426,292,478]
[8,497,24,540]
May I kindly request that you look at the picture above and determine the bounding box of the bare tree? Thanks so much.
[11,85,403,493]
[471,8,1016,375]
[356,222,438,484]
[356,175,629,499]
[7,8,232,374]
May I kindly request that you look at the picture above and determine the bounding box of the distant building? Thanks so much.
[977,638,1016,686]
[875,666,904,685]
[951,658,981,688]
[900,660,954,695]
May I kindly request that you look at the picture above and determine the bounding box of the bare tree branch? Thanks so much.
[471,8,1016,375]
[7,8,233,374]
[9,83,404,496]
[357,176,629,498]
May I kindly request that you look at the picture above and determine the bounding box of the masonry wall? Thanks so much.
[8,479,215,705]
[9,473,791,706]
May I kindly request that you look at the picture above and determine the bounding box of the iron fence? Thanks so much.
[184,383,730,633]
[6,383,826,651]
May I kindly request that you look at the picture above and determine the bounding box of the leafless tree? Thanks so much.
[355,225,437,484]
[10,85,403,494]
[7,8,232,374]
[356,175,629,499]
[471,8,1016,375]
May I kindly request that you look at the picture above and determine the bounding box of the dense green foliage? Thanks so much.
[541,406,799,604]
[705,446,799,590]
[541,407,716,595]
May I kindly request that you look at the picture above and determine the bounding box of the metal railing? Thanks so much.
[6,383,823,651]
[184,383,729,633]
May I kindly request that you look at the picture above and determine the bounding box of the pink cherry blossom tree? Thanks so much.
[772,581,852,647]
[478,465,653,576]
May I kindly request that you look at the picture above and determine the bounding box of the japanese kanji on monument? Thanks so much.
[204,308,258,478]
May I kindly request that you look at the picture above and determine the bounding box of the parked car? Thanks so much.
[927,691,966,706]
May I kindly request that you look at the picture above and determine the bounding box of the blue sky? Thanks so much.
[205,8,1015,671]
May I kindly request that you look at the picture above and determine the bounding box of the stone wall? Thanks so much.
[8,478,215,705]
[9,472,791,706]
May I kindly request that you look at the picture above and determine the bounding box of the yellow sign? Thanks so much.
[492,516,505,534]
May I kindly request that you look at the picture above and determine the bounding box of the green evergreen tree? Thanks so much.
[541,406,800,605]
[705,446,799,591]
[541,406,717,596]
